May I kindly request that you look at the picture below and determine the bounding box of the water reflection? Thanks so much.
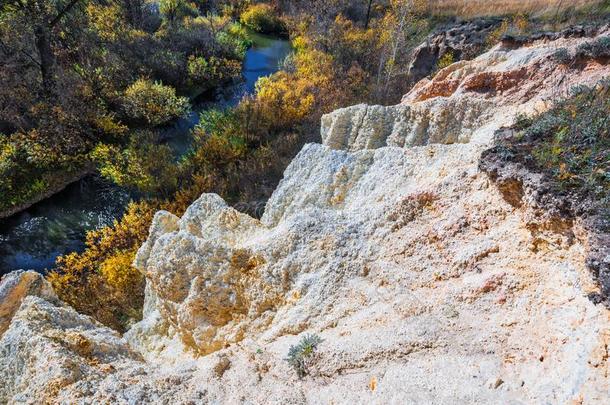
[0,178,131,274]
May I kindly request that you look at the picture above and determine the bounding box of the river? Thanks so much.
[0,32,291,277]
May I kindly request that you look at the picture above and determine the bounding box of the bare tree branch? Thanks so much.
[50,0,82,27]
[0,37,41,67]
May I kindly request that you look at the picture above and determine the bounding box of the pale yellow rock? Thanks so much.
[1,31,609,404]
[0,270,58,336]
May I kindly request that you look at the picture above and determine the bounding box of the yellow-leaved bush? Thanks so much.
[86,4,128,42]
[122,78,190,126]
[240,3,285,34]
[48,202,158,331]
[99,250,141,293]
[252,47,335,130]
[91,131,179,196]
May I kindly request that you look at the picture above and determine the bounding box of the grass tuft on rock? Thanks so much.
[285,334,323,378]
[512,81,609,206]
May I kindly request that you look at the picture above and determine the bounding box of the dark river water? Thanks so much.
[0,33,291,277]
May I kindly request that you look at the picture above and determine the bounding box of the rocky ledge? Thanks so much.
[1,30,609,404]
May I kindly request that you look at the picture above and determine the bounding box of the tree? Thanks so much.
[115,0,144,28]
[364,0,373,29]
[1,0,85,97]
[374,0,426,101]
[159,0,197,26]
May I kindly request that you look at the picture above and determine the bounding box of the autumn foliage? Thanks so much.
[48,202,157,331]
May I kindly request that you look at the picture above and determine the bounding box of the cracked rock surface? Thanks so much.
[1,31,609,404]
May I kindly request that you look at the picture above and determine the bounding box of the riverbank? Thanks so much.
[0,166,94,220]
[0,32,291,277]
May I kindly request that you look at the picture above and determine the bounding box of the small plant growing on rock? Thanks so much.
[482,80,610,206]
[486,19,510,48]
[575,36,610,60]
[435,51,455,73]
[552,48,571,65]
[285,334,322,378]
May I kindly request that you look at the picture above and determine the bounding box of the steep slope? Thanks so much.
[1,30,609,404]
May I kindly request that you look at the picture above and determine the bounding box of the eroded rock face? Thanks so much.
[133,196,282,355]
[0,270,59,336]
[407,18,502,84]
[320,98,492,150]
[323,31,610,152]
[0,296,142,404]
[480,129,610,306]
[406,20,605,91]
[1,30,609,404]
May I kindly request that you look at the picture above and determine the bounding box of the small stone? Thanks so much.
[213,355,231,378]
[369,376,377,391]
[487,377,504,389]
[443,305,459,318]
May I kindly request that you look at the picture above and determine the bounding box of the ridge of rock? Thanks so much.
[323,31,610,152]
[0,270,59,336]
[0,30,609,404]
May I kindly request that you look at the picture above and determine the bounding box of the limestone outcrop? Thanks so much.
[0,270,59,335]
[323,31,610,151]
[406,18,502,84]
[0,296,142,404]
[0,30,609,404]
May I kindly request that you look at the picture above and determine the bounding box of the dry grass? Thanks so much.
[426,0,604,18]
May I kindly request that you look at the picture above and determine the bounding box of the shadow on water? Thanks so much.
[0,178,131,275]
[0,32,291,277]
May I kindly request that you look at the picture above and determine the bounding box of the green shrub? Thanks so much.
[552,47,571,65]
[159,0,197,25]
[216,22,253,59]
[575,36,610,60]
[438,51,454,69]
[240,4,285,34]
[285,334,323,378]
[194,108,242,137]
[187,56,242,86]
[517,81,609,201]
[184,109,248,173]
[0,134,87,212]
[92,131,179,196]
[122,79,190,126]
[187,56,213,83]
[434,51,455,75]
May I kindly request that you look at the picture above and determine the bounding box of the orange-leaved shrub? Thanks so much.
[48,202,158,331]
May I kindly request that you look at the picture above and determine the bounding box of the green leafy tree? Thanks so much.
[159,0,197,26]
[92,131,180,196]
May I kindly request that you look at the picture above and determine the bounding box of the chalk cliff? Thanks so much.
[1,30,609,404]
